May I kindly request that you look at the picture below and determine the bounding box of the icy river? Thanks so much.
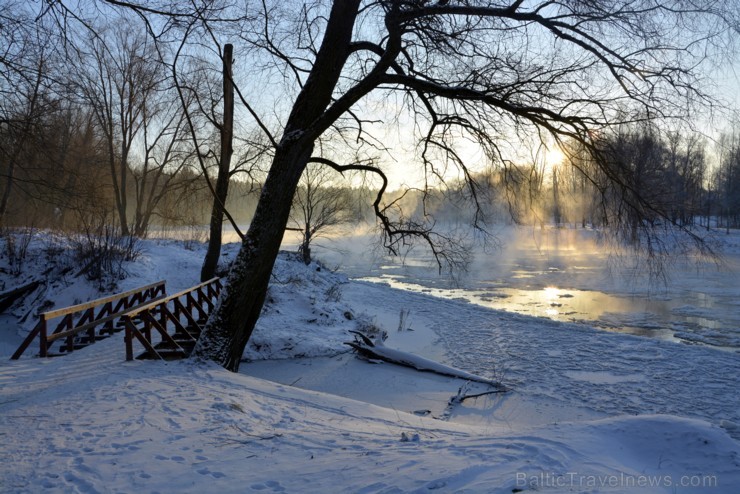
[312,226,740,352]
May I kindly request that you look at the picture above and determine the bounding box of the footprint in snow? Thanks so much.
[197,467,226,479]
[249,480,286,492]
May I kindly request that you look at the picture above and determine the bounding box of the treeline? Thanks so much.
[3,6,740,244]
[383,123,740,239]
[568,124,740,234]
[0,8,263,236]
[0,95,262,234]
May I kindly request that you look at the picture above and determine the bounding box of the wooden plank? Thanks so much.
[50,314,73,336]
[10,320,43,360]
[125,318,134,361]
[125,320,164,361]
[46,294,167,343]
[159,303,190,336]
[199,287,216,311]
[186,291,207,321]
[141,312,185,354]
[125,278,219,318]
[95,301,113,321]
[39,318,48,358]
[64,332,75,354]
[207,280,222,298]
[42,280,166,319]
[173,298,202,338]
[54,307,93,335]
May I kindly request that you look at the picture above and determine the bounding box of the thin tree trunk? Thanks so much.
[110,161,130,235]
[201,44,235,282]
[119,128,129,235]
[0,160,16,225]
[552,167,560,226]
[301,225,311,265]
[1,60,43,226]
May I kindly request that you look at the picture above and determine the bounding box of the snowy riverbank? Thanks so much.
[1,233,739,492]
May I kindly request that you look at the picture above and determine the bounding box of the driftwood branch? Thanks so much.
[345,331,506,390]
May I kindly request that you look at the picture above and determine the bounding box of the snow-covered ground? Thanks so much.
[1,231,739,493]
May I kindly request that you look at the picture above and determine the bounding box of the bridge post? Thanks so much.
[124,316,133,361]
[39,316,48,358]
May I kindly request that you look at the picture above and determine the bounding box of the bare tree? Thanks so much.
[37,0,739,371]
[0,4,50,227]
[2,4,200,234]
[0,58,45,227]
[129,92,193,237]
[191,1,738,370]
[170,39,268,280]
[288,162,353,265]
[75,20,179,236]
[714,131,740,230]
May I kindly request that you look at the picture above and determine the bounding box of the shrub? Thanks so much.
[69,213,141,291]
[2,226,36,276]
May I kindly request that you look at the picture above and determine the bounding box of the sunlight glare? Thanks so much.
[545,146,566,169]
[543,286,561,316]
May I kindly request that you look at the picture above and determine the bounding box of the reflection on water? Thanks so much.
[361,275,684,343]
[314,227,740,352]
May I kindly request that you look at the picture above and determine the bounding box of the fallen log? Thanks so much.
[345,331,506,390]
[0,279,42,313]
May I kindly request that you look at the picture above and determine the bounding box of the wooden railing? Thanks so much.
[123,277,222,361]
[11,280,166,360]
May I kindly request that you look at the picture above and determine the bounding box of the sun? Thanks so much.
[544,146,566,169]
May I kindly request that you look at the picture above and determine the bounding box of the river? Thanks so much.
[309,225,740,352]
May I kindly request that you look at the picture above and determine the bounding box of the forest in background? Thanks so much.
[3,3,740,249]
[4,96,740,237]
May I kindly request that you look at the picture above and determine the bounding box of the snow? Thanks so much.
[1,231,740,493]
[243,253,356,361]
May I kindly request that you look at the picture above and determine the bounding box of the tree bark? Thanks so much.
[193,0,362,371]
[193,142,313,370]
[201,43,235,281]
[301,226,311,265]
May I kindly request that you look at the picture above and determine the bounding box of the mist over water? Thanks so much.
[165,222,740,350]
[306,225,740,351]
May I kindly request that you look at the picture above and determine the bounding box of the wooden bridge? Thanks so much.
[123,278,222,360]
[10,278,222,361]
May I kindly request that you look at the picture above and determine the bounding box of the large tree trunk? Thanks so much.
[193,142,312,370]
[192,0,362,371]
[201,43,235,282]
